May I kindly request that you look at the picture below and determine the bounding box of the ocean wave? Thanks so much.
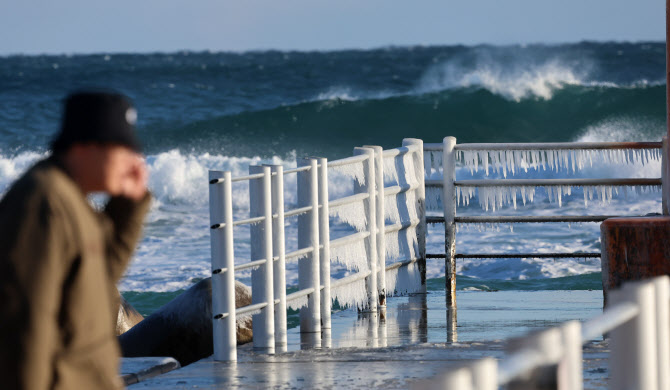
[417,58,584,101]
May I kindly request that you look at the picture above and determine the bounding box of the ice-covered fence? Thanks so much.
[208,139,426,362]
[381,139,427,298]
[419,276,670,390]
[423,137,665,307]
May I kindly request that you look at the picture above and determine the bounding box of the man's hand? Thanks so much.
[120,154,148,201]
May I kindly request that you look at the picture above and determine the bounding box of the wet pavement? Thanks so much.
[128,290,608,389]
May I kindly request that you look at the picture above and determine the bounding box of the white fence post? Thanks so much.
[653,276,670,390]
[471,358,497,390]
[354,147,378,313]
[436,367,474,390]
[558,321,583,390]
[403,138,427,293]
[317,157,332,332]
[442,136,457,308]
[298,158,321,334]
[610,280,659,390]
[209,170,237,361]
[249,165,275,353]
[268,164,288,353]
[364,145,387,308]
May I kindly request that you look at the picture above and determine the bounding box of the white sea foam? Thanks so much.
[417,57,585,101]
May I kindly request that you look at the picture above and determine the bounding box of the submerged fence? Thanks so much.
[208,137,666,362]
[420,276,670,390]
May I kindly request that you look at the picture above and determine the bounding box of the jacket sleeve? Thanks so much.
[102,193,152,282]
[3,192,72,390]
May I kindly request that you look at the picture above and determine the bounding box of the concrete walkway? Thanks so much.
[129,290,607,389]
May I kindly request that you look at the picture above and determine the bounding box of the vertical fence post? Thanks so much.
[354,147,378,313]
[268,164,288,352]
[663,137,668,215]
[653,276,670,390]
[610,280,659,390]
[558,321,583,390]
[364,145,387,307]
[317,157,332,332]
[442,136,457,308]
[471,358,497,390]
[249,166,275,353]
[437,368,474,390]
[209,171,237,361]
[402,138,427,294]
[297,158,321,334]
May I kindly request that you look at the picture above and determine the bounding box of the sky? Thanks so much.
[0,0,665,55]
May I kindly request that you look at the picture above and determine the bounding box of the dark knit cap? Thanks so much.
[52,91,141,153]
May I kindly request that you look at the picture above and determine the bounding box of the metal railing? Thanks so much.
[419,276,670,390]
[208,136,667,363]
[423,137,666,307]
[208,139,427,361]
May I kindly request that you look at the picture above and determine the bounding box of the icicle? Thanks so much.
[423,153,432,178]
[330,238,369,271]
[330,161,366,186]
[383,156,400,184]
[386,261,422,296]
[330,200,368,231]
[425,186,443,211]
[287,295,309,310]
[384,193,401,224]
[331,277,368,309]
[432,151,443,175]
[385,230,402,260]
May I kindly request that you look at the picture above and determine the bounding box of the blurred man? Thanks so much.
[0,91,151,389]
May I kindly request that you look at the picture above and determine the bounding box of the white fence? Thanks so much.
[418,276,670,390]
[208,139,427,361]
[423,137,665,307]
[208,136,667,364]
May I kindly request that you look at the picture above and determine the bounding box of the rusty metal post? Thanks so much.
[443,137,457,308]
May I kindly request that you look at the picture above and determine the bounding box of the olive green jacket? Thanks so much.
[0,158,151,389]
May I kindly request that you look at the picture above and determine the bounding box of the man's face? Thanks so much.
[73,143,143,196]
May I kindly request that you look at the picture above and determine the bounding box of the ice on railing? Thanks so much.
[424,151,443,178]
[330,237,369,271]
[385,226,419,261]
[385,191,419,225]
[457,223,516,233]
[329,160,366,185]
[287,294,308,311]
[384,151,422,187]
[331,276,368,309]
[383,156,400,184]
[457,184,661,211]
[458,148,662,177]
[403,152,421,187]
[385,261,422,296]
[425,186,443,211]
[329,200,368,231]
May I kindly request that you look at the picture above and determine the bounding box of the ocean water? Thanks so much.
[1,42,665,314]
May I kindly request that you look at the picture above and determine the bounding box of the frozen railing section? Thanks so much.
[423,139,665,212]
[418,276,670,390]
[208,139,427,362]
[422,137,666,307]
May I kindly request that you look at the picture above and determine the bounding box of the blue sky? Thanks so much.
[0,0,664,55]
